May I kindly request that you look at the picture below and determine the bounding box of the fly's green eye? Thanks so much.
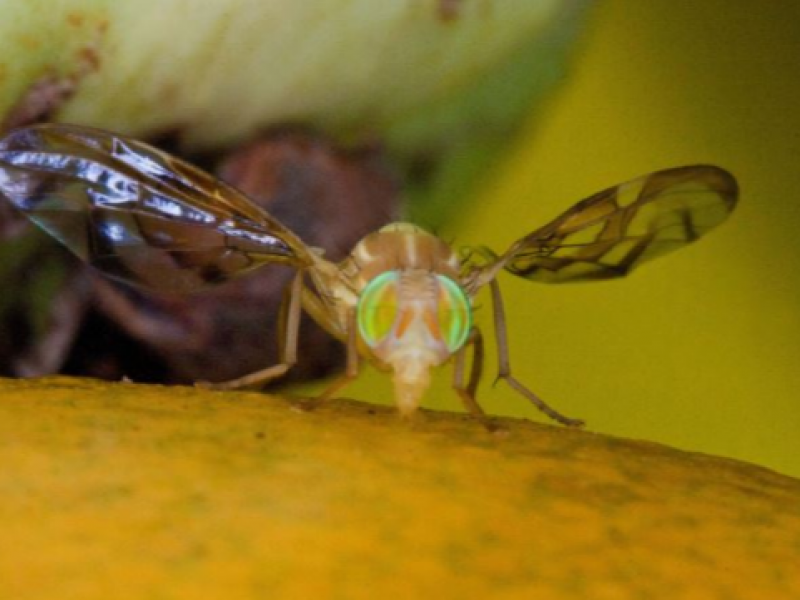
[436,275,471,352]
[357,271,400,348]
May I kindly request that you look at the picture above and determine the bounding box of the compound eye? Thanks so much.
[436,275,471,352]
[357,271,400,348]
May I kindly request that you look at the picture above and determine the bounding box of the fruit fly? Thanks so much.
[0,124,738,426]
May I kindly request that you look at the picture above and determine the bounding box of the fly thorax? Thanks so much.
[345,222,462,286]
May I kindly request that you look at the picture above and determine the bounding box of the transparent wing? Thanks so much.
[0,123,314,292]
[471,165,737,286]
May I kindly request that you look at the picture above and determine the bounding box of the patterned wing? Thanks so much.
[0,123,313,292]
[472,165,737,286]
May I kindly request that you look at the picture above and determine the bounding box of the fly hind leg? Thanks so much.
[197,271,303,390]
[489,279,584,427]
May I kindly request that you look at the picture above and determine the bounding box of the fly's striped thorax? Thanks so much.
[342,222,461,289]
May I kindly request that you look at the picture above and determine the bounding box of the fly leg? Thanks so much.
[315,309,360,401]
[490,279,584,427]
[198,271,304,390]
[452,327,498,431]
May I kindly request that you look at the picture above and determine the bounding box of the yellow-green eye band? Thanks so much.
[357,271,400,348]
[436,275,471,352]
[357,271,471,353]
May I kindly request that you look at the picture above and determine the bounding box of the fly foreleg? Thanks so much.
[316,309,360,401]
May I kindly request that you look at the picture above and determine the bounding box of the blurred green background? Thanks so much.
[335,0,800,478]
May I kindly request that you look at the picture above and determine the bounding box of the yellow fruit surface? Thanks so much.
[1,376,799,599]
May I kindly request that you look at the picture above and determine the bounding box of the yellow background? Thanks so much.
[336,0,800,478]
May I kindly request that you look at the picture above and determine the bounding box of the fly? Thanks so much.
[0,124,738,427]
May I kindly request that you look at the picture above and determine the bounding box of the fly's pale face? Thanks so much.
[357,269,471,363]
[356,269,471,414]
[342,223,473,413]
